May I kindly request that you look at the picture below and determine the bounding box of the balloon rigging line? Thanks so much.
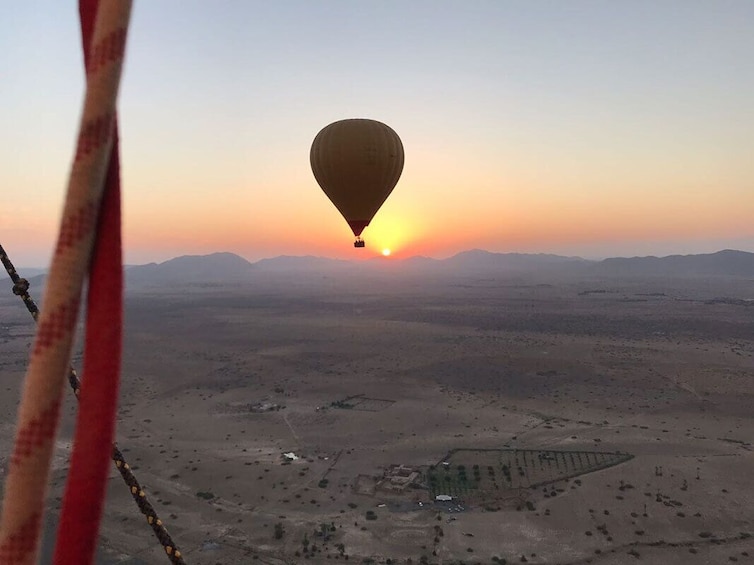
[0,244,186,564]
[55,1,129,559]
[0,3,134,563]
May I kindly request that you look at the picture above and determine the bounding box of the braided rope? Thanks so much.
[0,4,183,562]
[1,244,186,563]
[0,249,39,323]
[55,0,129,561]
[0,3,132,564]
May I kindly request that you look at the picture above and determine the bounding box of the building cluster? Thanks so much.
[378,464,421,493]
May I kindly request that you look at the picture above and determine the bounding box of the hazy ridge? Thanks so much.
[123,249,754,284]
[3,249,753,288]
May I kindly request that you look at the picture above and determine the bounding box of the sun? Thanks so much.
[381,248,391,257]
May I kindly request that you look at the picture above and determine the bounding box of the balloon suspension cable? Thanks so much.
[0,243,186,565]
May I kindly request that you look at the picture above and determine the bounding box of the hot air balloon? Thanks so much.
[310,119,404,248]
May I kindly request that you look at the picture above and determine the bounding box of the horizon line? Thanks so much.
[7,247,753,271]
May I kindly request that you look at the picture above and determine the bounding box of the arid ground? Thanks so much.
[1,270,753,564]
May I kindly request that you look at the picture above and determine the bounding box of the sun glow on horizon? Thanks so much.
[361,210,427,259]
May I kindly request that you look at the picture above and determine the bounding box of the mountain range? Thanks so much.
[3,250,753,288]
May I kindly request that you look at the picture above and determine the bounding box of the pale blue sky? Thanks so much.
[2,1,753,265]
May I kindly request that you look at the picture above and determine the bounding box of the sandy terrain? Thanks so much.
[1,271,753,564]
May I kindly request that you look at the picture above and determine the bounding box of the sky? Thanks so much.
[1,1,753,266]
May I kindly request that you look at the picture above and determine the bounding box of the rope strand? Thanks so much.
[54,0,129,560]
[0,2,133,561]
[1,248,186,565]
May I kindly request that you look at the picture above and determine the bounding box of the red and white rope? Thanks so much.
[0,3,132,564]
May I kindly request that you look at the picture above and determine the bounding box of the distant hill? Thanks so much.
[0,267,47,280]
[5,250,753,292]
[593,250,754,277]
[441,249,590,273]
[125,252,255,287]
[399,255,440,269]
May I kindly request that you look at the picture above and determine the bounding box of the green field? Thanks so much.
[426,448,633,498]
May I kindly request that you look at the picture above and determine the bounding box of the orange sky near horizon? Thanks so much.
[2,143,752,265]
[90,129,754,262]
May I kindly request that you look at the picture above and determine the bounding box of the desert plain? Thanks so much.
[1,263,753,564]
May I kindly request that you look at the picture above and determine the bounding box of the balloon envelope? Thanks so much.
[310,119,404,237]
